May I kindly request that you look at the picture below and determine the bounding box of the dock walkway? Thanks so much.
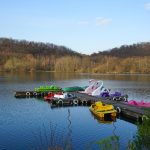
[14,91,148,121]
[74,92,146,121]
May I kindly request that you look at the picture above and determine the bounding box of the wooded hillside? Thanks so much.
[0,38,82,71]
[91,43,150,57]
[0,38,150,73]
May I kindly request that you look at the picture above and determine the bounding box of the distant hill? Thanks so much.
[0,38,81,57]
[0,37,149,73]
[91,43,150,57]
[1,38,150,58]
[0,38,82,72]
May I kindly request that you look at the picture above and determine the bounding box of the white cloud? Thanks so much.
[144,2,150,10]
[78,21,89,25]
[96,17,112,26]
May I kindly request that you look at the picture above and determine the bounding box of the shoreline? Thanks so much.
[0,70,150,76]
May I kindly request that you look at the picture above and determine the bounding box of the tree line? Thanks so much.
[91,42,150,57]
[0,38,150,73]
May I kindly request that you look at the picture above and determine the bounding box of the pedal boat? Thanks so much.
[89,101,117,118]
[127,100,150,108]
[44,92,63,101]
[35,85,62,92]
[63,86,85,92]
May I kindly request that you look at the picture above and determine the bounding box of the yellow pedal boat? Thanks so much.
[89,101,117,118]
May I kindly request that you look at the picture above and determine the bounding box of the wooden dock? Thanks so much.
[14,91,49,98]
[73,92,147,122]
[14,91,149,122]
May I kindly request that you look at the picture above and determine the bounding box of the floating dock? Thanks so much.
[14,91,148,122]
[73,92,147,122]
[14,91,49,98]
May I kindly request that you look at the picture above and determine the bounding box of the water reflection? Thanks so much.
[95,134,120,150]
[0,72,150,82]
[32,122,66,150]
[89,112,116,124]
[0,72,149,150]
[65,109,72,150]
[86,117,120,150]
[127,110,150,150]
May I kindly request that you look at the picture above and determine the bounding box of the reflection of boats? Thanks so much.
[127,100,150,108]
[91,112,116,124]
[98,117,116,124]
[89,101,117,118]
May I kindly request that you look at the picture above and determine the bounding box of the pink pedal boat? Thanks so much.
[127,100,150,108]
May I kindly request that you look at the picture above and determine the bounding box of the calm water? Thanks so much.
[0,72,150,150]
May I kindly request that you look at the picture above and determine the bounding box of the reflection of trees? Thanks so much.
[86,120,120,150]
[95,122,120,150]
[127,110,150,150]
[32,109,73,150]
[96,135,120,150]
[32,122,70,150]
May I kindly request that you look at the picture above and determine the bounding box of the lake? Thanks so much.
[0,72,150,150]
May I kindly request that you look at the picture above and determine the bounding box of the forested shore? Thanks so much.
[0,38,150,74]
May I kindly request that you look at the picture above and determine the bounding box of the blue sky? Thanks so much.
[0,0,150,54]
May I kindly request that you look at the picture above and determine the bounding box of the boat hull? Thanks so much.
[89,101,117,118]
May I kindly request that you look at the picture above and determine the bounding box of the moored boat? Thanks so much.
[44,92,63,101]
[127,100,150,108]
[89,101,117,118]
[35,85,62,92]
[63,86,85,92]
[81,80,103,95]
